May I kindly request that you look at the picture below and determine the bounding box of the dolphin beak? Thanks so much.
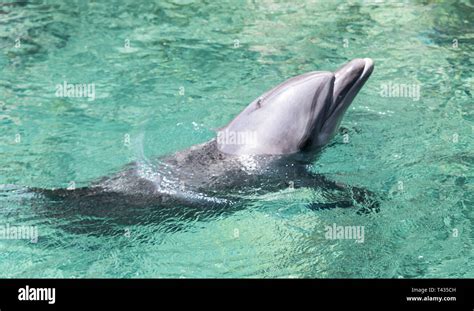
[329,58,374,116]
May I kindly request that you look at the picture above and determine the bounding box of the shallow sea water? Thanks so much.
[0,0,473,277]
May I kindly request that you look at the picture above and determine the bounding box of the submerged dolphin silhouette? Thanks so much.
[34,58,377,230]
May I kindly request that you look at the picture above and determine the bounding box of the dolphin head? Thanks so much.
[217,58,374,155]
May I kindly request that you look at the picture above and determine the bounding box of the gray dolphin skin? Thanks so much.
[35,58,377,229]
[218,58,374,155]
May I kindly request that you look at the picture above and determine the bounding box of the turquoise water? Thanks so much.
[0,1,472,278]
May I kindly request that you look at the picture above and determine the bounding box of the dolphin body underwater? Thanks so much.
[32,58,378,227]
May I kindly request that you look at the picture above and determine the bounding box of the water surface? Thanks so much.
[0,0,472,277]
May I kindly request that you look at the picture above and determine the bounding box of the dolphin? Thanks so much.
[32,58,377,231]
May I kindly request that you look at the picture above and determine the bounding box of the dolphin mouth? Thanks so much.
[328,58,374,116]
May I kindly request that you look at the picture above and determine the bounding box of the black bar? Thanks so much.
[0,279,472,310]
